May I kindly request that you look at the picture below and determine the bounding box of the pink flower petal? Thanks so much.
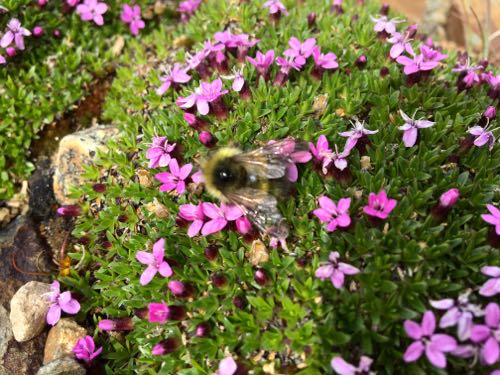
[421,311,436,336]
[430,334,457,352]
[403,341,424,362]
[153,239,165,263]
[158,261,173,277]
[481,265,500,278]
[140,265,158,285]
[439,307,460,328]
[330,269,345,289]
[187,220,204,237]
[338,262,360,275]
[481,337,499,365]
[218,357,238,375]
[404,320,423,340]
[136,251,154,265]
[330,357,356,375]
[402,127,418,147]
[425,344,447,368]
[47,304,62,326]
[201,218,227,235]
[429,298,454,310]
[315,264,334,280]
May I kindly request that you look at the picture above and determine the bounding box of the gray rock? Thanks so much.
[43,318,86,364]
[9,281,52,342]
[0,305,13,360]
[36,357,86,375]
[52,125,119,204]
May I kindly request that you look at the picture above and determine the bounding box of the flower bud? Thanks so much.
[33,26,44,37]
[53,29,61,38]
[406,24,418,39]
[211,272,227,288]
[134,308,148,320]
[484,106,496,120]
[380,3,390,15]
[355,55,367,69]
[380,66,390,77]
[439,188,460,208]
[195,322,210,337]
[98,317,134,331]
[233,296,247,309]
[38,0,47,7]
[199,131,217,148]
[184,112,207,130]
[6,47,16,57]
[152,337,180,355]
[57,205,81,217]
[168,280,185,296]
[117,214,128,223]
[204,244,219,261]
[235,216,252,235]
[307,12,316,28]
[254,269,269,286]
[92,183,107,193]
[148,302,169,323]
[168,305,186,320]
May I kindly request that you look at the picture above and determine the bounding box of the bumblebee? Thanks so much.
[201,138,307,240]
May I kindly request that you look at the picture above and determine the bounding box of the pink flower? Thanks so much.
[176,86,209,115]
[216,356,238,375]
[403,311,457,368]
[339,119,378,144]
[396,45,445,75]
[315,251,360,289]
[363,190,397,220]
[369,15,403,34]
[56,205,81,217]
[0,18,31,50]
[331,355,373,375]
[287,146,312,182]
[309,135,332,163]
[399,109,435,147]
[98,318,133,331]
[73,336,102,363]
[155,159,193,194]
[179,203,205,237]
[46,281,81,326]
[168,280,186,296]
[429,291,484,341]
[0,55,5,65]
[201,203,243,236]
[276,55,304,74]
[439,188,460,208]
[284,37,317,64]
[235,216,252,235]
[470,302,499,365]
[468,126,496,150]
[156,64,191,95]
[148,302,169,323]
[312,47,339,70]
[482,204,500,236]
[479,266,500,297]
[247,50,275,77]
[146,136,176,168]
[200,78,228,102]
[322,139,356,173]
[135,238,173,285]
[76,0,108,26]
[263,0,288,16]
[120,4,145,36]
[313,196,351,232]
[177,0,202,22]
[387,31,414,59]
[67,0,81,6]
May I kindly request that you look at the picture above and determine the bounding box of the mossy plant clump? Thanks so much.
[58,0,499,374]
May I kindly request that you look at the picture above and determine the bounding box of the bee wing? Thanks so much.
[226,188,289,239]
[234,138,308,179]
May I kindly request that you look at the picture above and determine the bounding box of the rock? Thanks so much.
[36,357,86,375]
[52,125,120,205]
[29,157,56,222]
[0,305,13,360]
[9,281,52,342]
[0,180,29,228]
[43,318,86,364]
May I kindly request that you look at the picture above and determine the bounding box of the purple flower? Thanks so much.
[339,119,378,144]
[286,146,312,182]
[231,69,245,92]
[76,0,108,26]
[430,291,484,341]
[452,58,482,89]
[479,266,500,297]
[439,188,460,208]
[98,318,134,331]
[148,302,169,323]
[482,205,500,236]
[312,47,339,70]
[399,109,435,147]
[186,50,209,71]
[156,64,191,95]
[56,205,81,217]
[276,55,304,74]
[46,281,81,326]
[0,18,31,50]
[468,126,496,150]
[309,135,333,173]
[177,0,202,22]
[470,302,499,365]
[0,55,5,65]
[146,136,176,168]
[155,159,193,194]
[263,0,288,16]
[313,196,351,232]
[135,238,173,285]
[168,280,186,296]
[177,86,208,115]
[73,336,102,363]
[315,251,360,289]
[403,311,458,368]
[363,190,397,220]
[396,45,446,75]
[235,216,252,235]
[201,203,243,236]
[369,15,403,34]
[179,203,205,237]
[216,357,238,375]
[331,355,373,375]
[387,31,414,59]
[247,50,275,79]
[284,37,317,64]
[121,4,145,36]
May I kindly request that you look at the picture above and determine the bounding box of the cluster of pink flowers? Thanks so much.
[0,18,31,64]
[179,202,250,237]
